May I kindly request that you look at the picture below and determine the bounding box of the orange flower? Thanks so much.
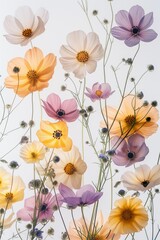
[101,95,159,138]
[5,47,56,97]
[36,120,72,151]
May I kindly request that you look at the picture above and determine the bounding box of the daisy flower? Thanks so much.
[20,141,46,163]
[5,47,56,97]
[121,164,160,191]
[101,95,159,138]
[37,120,72,152]
[111,5,157,47]
[4,6,49,46]
[60,30,104,79]
[42,93,79,122]
[108,196,148,234]
[85,82,114,102]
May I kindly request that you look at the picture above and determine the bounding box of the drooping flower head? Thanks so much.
[111,5,158,47]
[5,47,56,97]
[108,196,148,234]
[59,183,102,208]
[37,120,72,151]
[42,93,79,122]
[60,30,104,79]
[101,95,159,138]
[121,164,160,191]
[85,82,114,102]
[20,141,46,163]
[111,134,149,167]
[68,211,120,240]
[17,193,63,221]
[4,6,49,46]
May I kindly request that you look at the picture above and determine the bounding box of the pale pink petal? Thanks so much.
[92,82,100,92]
[59,183,75,198]
[85,32,100,52]
[124,36,140,47]
[139,12,153,30]
[111,27,132,40]
[85,60,97,74]
[73,64,86,79]
[115,10,132,29]
[4,35,25,45]
[139,29,158,42]
[61,99,77,114]
[89,44,104,60]
[17,208,33,221]
[46,93,61,110]
[4,16,23,34]
[76,185,95,197]
[63,110,79,122]
[36,8,49,24]
[60,45,76,57]
[15,6,34,28]
[128,134,144,148]
[67,30,86,52]
[59,58,79,72]
[129,5,145,26]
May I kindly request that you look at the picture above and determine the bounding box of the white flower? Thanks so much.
[121,164,160,191]
[60,30,104,79]
[4,6,49,46]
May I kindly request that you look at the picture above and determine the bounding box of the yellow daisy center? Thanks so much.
[5,192,13,201]
[27,70,39,86]
[31,152,37,159]
[121,209,133,221]
[95,90,102,97]
[22,28,32,37]
[76,51,89,63]
[64,163,76,175]
[53,130,63,139]
[125,115,136,126]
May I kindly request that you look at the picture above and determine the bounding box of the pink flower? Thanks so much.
[42,93,79,122]
[85,82,114,102]
[17,193,62,221]
[111,134,149,167]
[111,5,157,47]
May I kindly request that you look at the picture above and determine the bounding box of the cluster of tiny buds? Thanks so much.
[132,191,140,197]
[28,179,41,189]
[122,58,133,65]
[20,121,27,128]
[147,65,154,71]
[79,109,88,118]
[20,136,29,144]
[107,149,115,156]
[41,188,49,195]
[143,100,149,107]
[137,91,144,99]
[9,161,19,169]
[47,227,54,236]
[29,120,35,127]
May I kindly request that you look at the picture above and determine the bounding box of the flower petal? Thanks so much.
[124,36,140,47]
[36,8,49,24]
[139,12,153,30]
[15,6,34,28]
[67,30,86,52]
[115,10,132,29]
[139,29,158,42]
[129,5,145,26]
[111,27,132,40]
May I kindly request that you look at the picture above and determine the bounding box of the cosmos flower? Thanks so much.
[20,141,46,163]
[85,82,114,102]
[4,6,49,46]
[60,30,104,79]
[0,176,25,209]
[17,193,63,221]
[108,196,148,234]
[121,164,160,191]
[111,134,149,167]
[101,95,159,138]
[59,183,102,207]
[0,212,15,229]
[68,211,120,240]
[111,5,158,47]
[37,120,72,151]
[42,93,79,122]
[0,167,12,191]
[5,47,56,97]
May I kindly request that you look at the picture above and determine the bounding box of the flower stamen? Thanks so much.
[53,130,63,139]
[27,70,39,86]
[95,90,102,97]
[5,192,13,201]
[64,163,76,175]
[125,115,136,126]
[22,29,32,37]
[76,51,89,63]
[122,209,133,220]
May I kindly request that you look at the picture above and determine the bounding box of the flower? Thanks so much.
[36,120,72,151]
[85,82,114,102]
[0,212,15,229]
[17,193,63,221]
[108,196,148,234]
[121,164,160,191]
[20,141,46,163]
[30,228,43,239]
[101,95,159,138]
[4,6,49,46]
[60,30,104,79]
[5,47,56,97]
[111,5,158,47]
[59,183,102,207]
[111,134,149,167]
[42,93,79,122]
[0,167,12,191]
[0,176,25,209]
[68,211,120,240]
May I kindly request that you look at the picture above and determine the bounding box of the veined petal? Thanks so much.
[85,32,100,52]
[139,29,158,42]
[4,15,22,34]
[140,12,153,30]
[15,6,34,28]
[124,36,140,47]
[111,26,132,40]
[67,30,86,51]
[129,5,145,26]
[85,60,97,74]
[4,34,25,45]
[25,47,44,69]
[115,10,132,29]
[36,7,49,24]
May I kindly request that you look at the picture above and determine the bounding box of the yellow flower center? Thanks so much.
[22,28,32,37]
[125,115,136,126]
[27,70,39,86]
[64,163,76,175]
[76,51,89,63]
[31,152,37,159]
[5,192,13,201]
[122,209,133,220]
[95,90,102,97]
[53,130,63,139]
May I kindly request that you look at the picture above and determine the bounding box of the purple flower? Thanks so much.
[85,82,114,102]
[111,5,158,47]
[111,134,149,167]
[59,183,103,207]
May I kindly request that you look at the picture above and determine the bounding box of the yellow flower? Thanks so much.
[0,167,12,191]
[68,211,120,239]
[36,120,72,151]
[20,141,46,163]
[108,196,148,234]
[101,95,159,138]
[0,176,25,209]
[0,212,15,229]
[5,47,56,97]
